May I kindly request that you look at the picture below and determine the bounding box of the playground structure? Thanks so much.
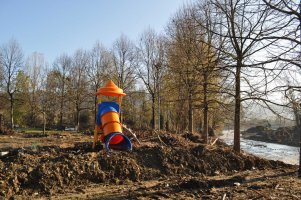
[92,80,132,152]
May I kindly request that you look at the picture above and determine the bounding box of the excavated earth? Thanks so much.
[0,130,300,199]
[242,126,300,147]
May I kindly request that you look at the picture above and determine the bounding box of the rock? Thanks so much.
[0,152,9,157]
[27,167,33,173]
[234,182,241,186]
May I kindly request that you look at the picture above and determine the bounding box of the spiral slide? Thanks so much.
[95,101,132,152]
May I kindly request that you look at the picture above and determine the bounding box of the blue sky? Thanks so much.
[0,0,188,64]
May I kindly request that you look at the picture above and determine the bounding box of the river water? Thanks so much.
[220,130,300,165]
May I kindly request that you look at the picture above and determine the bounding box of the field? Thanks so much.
[0,130,300,199]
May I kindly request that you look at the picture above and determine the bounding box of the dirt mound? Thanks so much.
[0,132,292,198]
[182,132,203,143]
[243,126,300,146]
[244,126,266,134]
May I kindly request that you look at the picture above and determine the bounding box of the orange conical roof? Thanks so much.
[96,80,126,97]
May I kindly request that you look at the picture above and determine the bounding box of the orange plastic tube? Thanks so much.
[100,111,123,144]
[101,112,120,126]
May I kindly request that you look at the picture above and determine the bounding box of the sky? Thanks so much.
[0,0,188,64]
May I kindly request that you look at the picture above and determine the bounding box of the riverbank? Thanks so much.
[220,130,299,165]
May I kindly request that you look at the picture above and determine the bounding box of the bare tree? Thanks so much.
[43,70,61,128]
[111,34,137,92]
[37,66,50,135]
[25,52,47,127]
[211,0,282,152]
[0,51,3,88]
[262,0,301,176]
[193,0,225,143]
[284,88,301,127]
[0,39,23,129]
[53,54,71,129]
[87,42,111,120]
[70,49,89,131]
[137,28,167,129]
[167,6,201,133]
[262,0,300,60]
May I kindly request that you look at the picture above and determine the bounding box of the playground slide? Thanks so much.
[96,101,132,152]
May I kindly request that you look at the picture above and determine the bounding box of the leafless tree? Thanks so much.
[0,52,3,88]
[87,41,111,119]
[111,34,137,92]
[191,0,226,143]
[261,0,301,176]
[43,70,60,128]
[0,39,24,129]
[70,49,89,131]
[211,0,285,152]
[167,6,201,133]
[137,28,167,129]
[25,52,47,127]
[37,65,50,135]
[53,54,71,129]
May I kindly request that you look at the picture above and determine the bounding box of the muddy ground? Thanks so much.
[0,130,300,199]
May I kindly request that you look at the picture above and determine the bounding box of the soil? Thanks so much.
[242,126,300,147]
[0,130,300,199]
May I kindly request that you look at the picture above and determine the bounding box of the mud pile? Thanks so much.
[243,126,300,146]
[0,132,290,198]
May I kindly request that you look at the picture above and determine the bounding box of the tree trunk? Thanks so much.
[59,81,65,129]
[188,92,193,133]
[76,107,80,132]
[166,104,170,131]
[298,0,301,178]
[199,119,203,132]
[151,95,155,129]
[203,75,208,144]
[299,115,301,177]
[0,114,3,132]
[94,95,98,122]
[9,94,14,129]
[234,63,242,153]
[43,112,46,136]
[59,102,63,129]
[158,87,160,131]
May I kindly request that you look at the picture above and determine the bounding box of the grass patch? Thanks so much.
[16,128,59,134]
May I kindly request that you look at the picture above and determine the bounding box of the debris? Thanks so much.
[210,138,219,146]
[214,171,220,175]
[153,130,167,146]
[0,152,9,157]
[122,124,141,145]
[234,182,241,186]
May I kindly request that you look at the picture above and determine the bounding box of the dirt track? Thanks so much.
[0,131,300,199]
